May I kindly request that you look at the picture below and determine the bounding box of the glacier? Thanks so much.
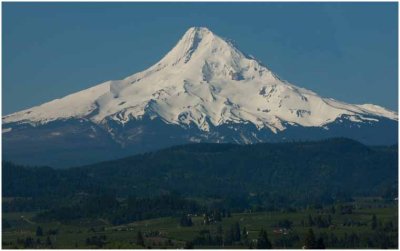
[2,27,398,167]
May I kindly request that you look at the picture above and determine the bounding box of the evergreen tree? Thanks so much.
[242,226,248,241]
[24,237,34,248]
[45,236,52,248]
[327,215,332,225]
[224,227,234,245]
[217,225,223,236]
[256,229,272,249]
[3,220,11,229]
[203,213,210,225]
[234,222,241,241]
[304,228,317,249]
[184,241,194,249]
[371,214,378,230]
[348,232,360,248]
[86,235,107,248]
[216,225,223,246]
[36,226,43,237]
[316,237,325,249]
[136,231,145,247]
[214,210,222,221]
[242,226,249,247]
[180,215,193,227]
[307,215,314,227]
[167,239,173,246]
[383,221,394,231]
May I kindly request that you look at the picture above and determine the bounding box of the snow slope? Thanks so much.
[3,27,397,134]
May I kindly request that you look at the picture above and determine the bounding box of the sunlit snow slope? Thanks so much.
[3,27,397,132]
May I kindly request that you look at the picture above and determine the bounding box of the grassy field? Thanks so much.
[2,198,398,249]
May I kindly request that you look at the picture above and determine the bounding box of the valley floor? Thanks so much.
[2,197,398,249]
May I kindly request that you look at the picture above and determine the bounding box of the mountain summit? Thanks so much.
[3,27,398,167]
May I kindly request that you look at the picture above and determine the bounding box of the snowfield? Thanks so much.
[3,27,397,134]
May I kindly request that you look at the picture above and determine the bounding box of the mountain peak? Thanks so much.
[179,26,216,51]
[2,27,398,167]
[159,26,230,66]
[3,27,398,134]
[185,26,213,36]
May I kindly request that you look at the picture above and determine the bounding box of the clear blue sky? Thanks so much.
[3,2,398,114]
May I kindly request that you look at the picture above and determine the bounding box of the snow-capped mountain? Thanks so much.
[3,27,398,167]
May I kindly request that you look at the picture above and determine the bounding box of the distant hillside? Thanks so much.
[3,138,398,207]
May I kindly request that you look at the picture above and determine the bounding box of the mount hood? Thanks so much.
[3,27,398,167]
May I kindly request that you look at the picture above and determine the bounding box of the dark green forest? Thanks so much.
[4,138,398,200]
[2,138,398,248]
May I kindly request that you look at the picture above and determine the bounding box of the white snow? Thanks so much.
[2,128,12,133]
[3,27,398,134]
[3,81,110,125]
[356,104,397,120]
